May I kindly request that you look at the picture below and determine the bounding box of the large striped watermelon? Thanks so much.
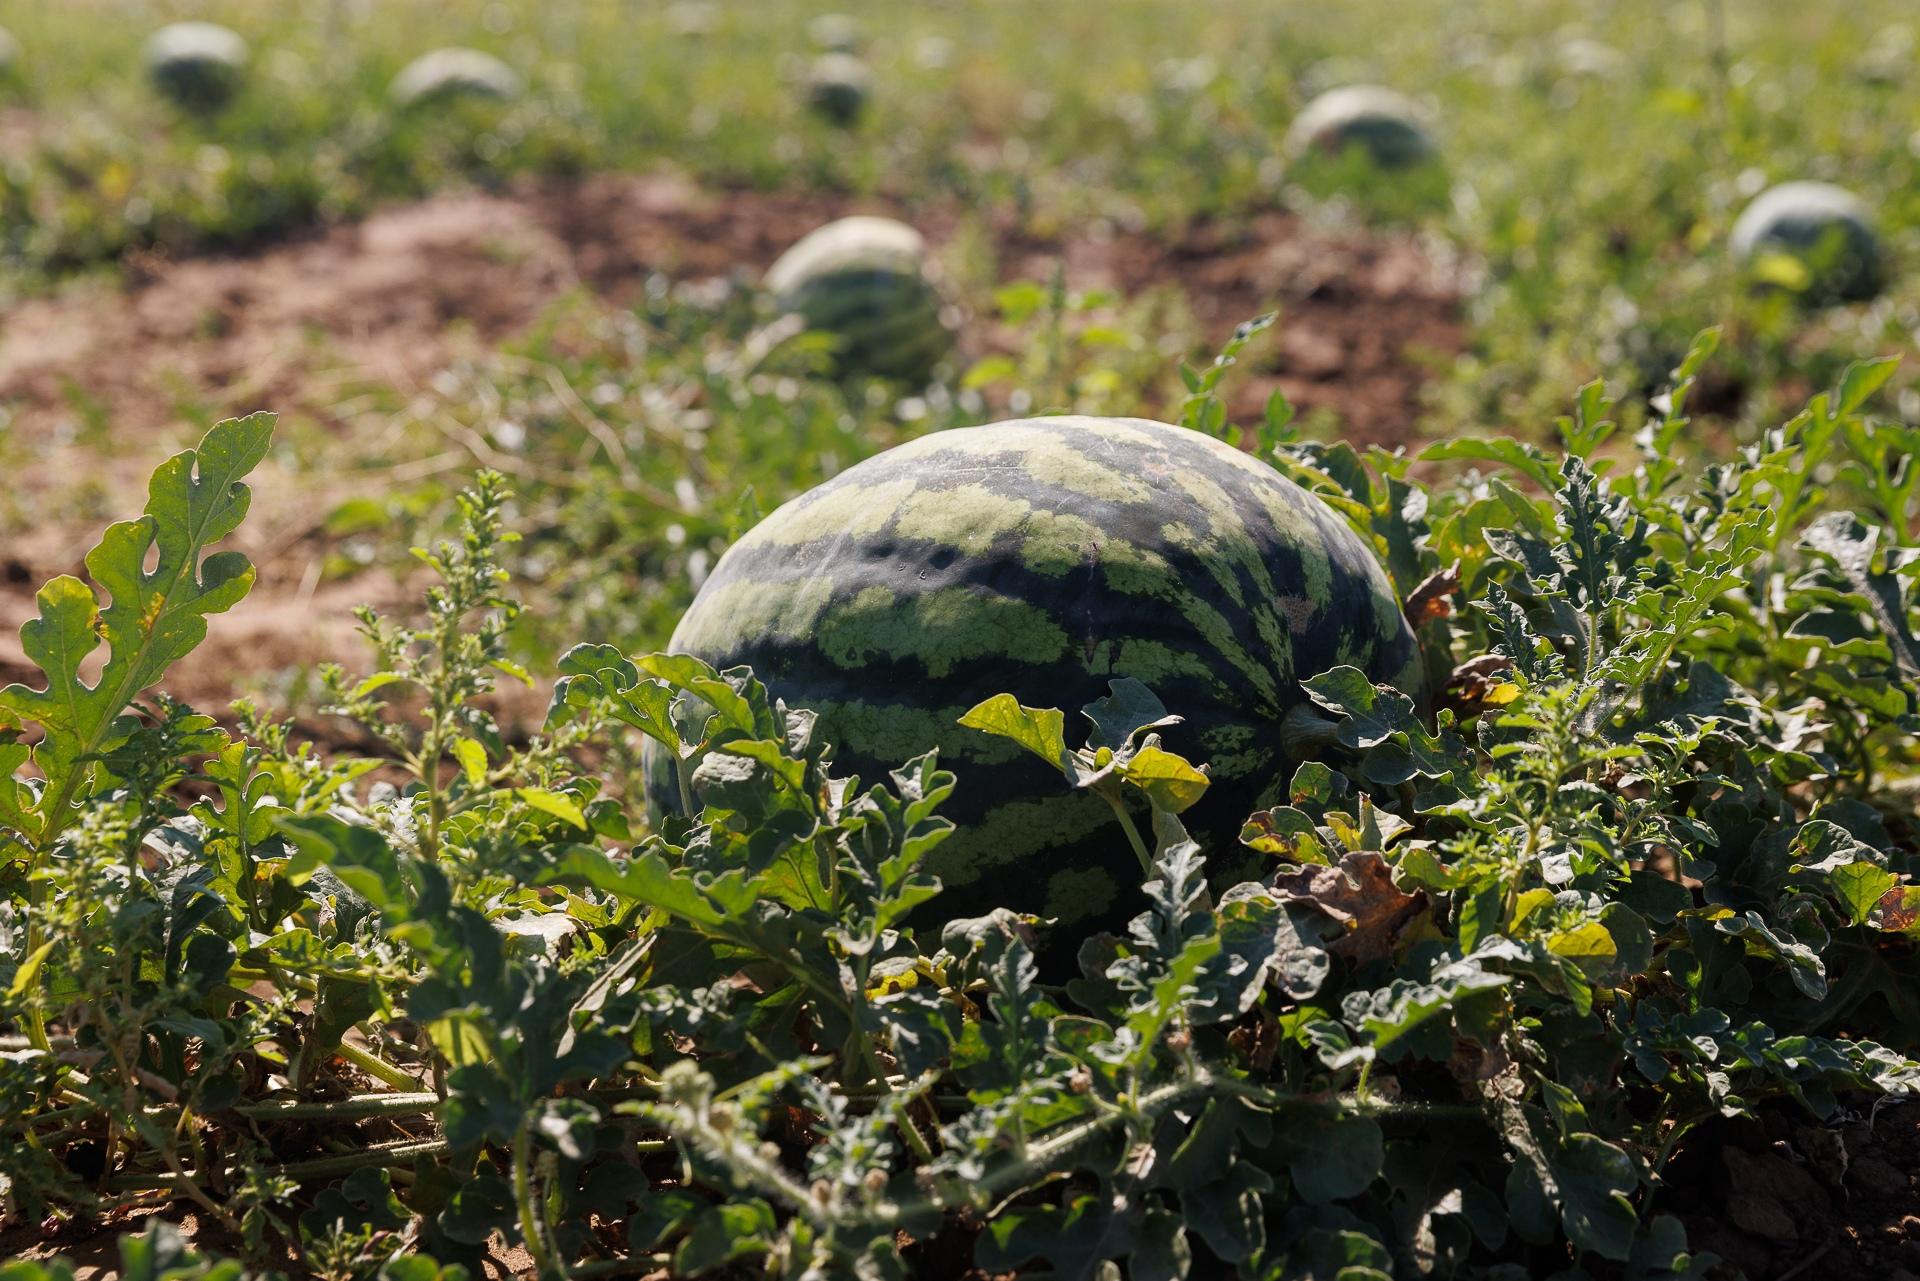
[651,416,1421,934]
[764,216,952,383]
[144,22,249,113]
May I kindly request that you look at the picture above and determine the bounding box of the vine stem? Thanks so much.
[236,1092,442,1121]
[674,754,696,820]
[333,1038,425,1091]
[1102,793,1153,875]
[34,1091,444,1129]
[104,1137,449,1190]
[515,1119,565,1281]
[851,1032,936,1165]
[569,1256,672,1280]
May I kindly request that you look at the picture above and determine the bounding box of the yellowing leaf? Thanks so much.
[958,695,1069,774]
[1482,682,1522,706]
[7,940,55,999]
[452,737,488,788]
[1751,251,1812,292]
[1547,921,1618,974]
[1120,743,1209,813]
[1511,888,1556,930]
[517,787,587,830]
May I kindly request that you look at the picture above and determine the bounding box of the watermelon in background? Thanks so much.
[764,215,954,383]
[1731,180,1886,305]
[390,47,523,109]
[144,22,248,113]
[650,416,1421,938]
[807,12,864,54]
[1286,84,1436,169]
[805,51,873,126]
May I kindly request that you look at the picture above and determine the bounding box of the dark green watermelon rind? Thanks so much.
[151,55,244,111]
[785,267,951,382]
[651,416,1420,928]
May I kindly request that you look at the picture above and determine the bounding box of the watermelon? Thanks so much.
[144,22,249,113]
[805,52,871,126]
[764,216,953,383]
[650,416,1422,934]
[1730,181,1885,304]
[1286,85,1435,169]
[391,48,523,109]
[1553,36,1626,82]
[808,13,863,54]
[668,2,722,37]
[1857,24,1913,86]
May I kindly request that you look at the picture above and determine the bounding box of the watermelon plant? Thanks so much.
[763,214,953,381]
[142,22,249,114]
[804,51,872,126]
[649,413,1422,938]
[1730,180,1887,304]
[4,331,1919,1279]
[389,47,523,109]
[1285,84,1436,169]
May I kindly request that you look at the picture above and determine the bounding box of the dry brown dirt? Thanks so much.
[1669,1100,1920,1280]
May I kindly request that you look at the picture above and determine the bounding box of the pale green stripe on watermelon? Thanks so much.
[891,483,1037,556]
[741,477,922,547]
[813,585,1072,678]
[670,575,841,649]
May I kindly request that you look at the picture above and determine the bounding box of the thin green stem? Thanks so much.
[104,1137,449,1190]
[673,754,696,820]
[236,1092,441,1121]
[332,1038,425,1091]
[514,1119,564,1280]
[1102,792,1152,875]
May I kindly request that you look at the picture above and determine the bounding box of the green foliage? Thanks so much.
[4,332,1918,1279]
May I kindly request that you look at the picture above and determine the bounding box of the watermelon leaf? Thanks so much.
[959,694,1084,782]
[1082,677,1180,751]
[1122,742,1210,814]
[0,412,273,844]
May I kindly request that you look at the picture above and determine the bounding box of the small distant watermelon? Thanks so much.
[807,13,863,54]
[650,416,1421,935]
[1287,85,1435,169]
[668,2,722,37]
[391,48,523,109]
[1553,36,1626,82]
[1857,23,1913,86]
[805,52,871,126]
[144,22,249,113]
[1731,181,1885,304]
[764,216,953,382]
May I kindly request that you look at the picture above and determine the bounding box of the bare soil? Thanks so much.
[1670,1101,1920,1280]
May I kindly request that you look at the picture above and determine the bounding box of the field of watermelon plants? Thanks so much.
[2,2,1919,1279]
